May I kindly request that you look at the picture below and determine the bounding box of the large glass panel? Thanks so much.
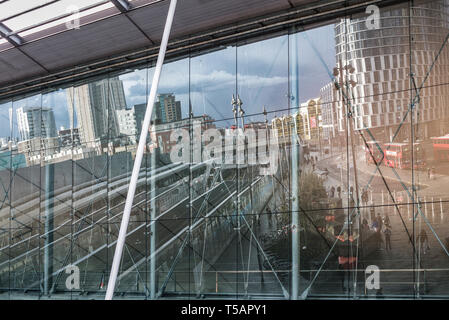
[236,35,290,297]
[10,94,42,293]
[188,45,238,297]
[109,68,149,296]
[0,100,13,294]
[2,0,449,300]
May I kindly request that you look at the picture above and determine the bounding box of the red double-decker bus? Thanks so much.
[364,141,384,165]
[431,134,449,161]
[383,142,426,169]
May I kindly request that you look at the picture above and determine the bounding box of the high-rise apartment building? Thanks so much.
[153,93,182,124]
[66,76,127,146]
[331,0,449,142]
[16,106,57,141]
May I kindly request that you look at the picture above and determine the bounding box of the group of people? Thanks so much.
[361,214,431,254]
[305,155,319,171]
[328,185,342,198]
[361,213,393,252]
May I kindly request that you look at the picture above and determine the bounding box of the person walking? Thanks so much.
[419,228,429,254]
[383,214,391,227]
[375,213,384,249]
[330,186,335,198]
[337,186,341,199]
[361,218,370,234]
[384,225,392,251]
[371,218,379,232]
[361,189,368,206]
[376,213,383,232]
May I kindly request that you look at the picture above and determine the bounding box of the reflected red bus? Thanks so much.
[364,141,383,165]
[431,134,449,161]
[383,142,426,169]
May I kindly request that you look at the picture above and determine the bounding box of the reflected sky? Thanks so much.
[0,24,335,139]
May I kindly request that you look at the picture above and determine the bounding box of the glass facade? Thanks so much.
[0,0,449,299]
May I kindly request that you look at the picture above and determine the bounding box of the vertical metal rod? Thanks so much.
[424,196,427,218]
[381,190,384,217]
[150,148,157,298]
[44,163,54,296]
[105,0,178,300]
[393,190,396,215]
[291,31,300,300]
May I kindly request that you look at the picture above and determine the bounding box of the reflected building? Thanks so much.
[66,76,126,147]
[134,103,146,139]
[16,106,59,166]
[271,99,323,145]
[59,128,81,148]
[153,93,182,124]
[117,108,137,144]
[320,82,337,140]
[333,1,449,142]
[16,106,57,141]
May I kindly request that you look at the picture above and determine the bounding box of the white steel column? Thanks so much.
[105,0,178,300]
[291,32,300,300]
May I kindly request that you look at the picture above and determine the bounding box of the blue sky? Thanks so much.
[0,24,336,139]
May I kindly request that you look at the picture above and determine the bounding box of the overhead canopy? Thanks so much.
[0,0,407,101]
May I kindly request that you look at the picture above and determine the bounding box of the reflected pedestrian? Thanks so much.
[376,213,383,232]
[419,228,429,254]
[383,214,390,226]
[337,186,341,198]
[361,218,370,234]
[384,225,392,251]
[371,217,379,232]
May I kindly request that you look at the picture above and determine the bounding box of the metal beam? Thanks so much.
[0,22,22,46]
[110,0,131,13]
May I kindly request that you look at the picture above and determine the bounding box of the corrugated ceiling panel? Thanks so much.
[0,48,46,84]
[19,14,150,71]
[128,0,291,42]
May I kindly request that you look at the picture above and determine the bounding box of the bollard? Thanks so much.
[432,197,435,220]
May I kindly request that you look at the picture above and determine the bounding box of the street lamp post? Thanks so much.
[333,60,361,222]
